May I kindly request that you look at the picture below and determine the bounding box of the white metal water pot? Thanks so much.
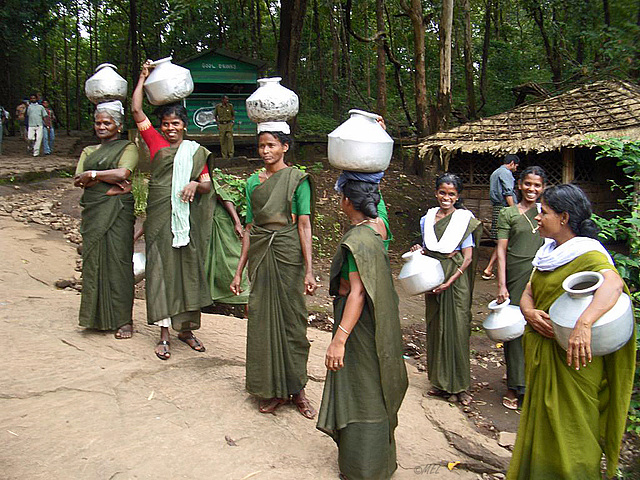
[482,299,526,342]
[245,77,299,123]
[143,57,194,106]
[85,63,128,105]
[397,250,445,296]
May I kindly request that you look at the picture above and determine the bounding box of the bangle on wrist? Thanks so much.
[338,324,351,336]
[456,267,464,275]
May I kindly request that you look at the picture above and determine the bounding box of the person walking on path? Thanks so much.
[410,173,483,406]
[42,99,56,155]
[494,166,546,410]
[317,179,408,480]
[26,94,48,157]
[16,99,28,143]
[230,126,317,419]
[482,154,520,279]
[74,101,138,339]
[132,60,214,361]
[215,96,235,158]
[0,106,9,155]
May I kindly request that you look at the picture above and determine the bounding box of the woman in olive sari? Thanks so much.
[74,101,138,339]
[230,126,317,418]
[410,173,482,405]
[507,184,635,479]
[494,166,546,409]
[132,60,214,360]
[317,179,408,480]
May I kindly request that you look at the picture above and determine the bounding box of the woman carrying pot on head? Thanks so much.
[507,184,635,479]
[230,122,317,418]
[132,60,214,361]
[74,100,138,339]
[317,178,408,480]
[410,173,482,406]
[494,166,546,410]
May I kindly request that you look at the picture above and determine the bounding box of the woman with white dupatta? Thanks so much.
[410,173,482,405]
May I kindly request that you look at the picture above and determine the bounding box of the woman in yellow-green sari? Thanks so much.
[507,184,635,479]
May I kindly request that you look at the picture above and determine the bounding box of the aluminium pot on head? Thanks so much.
[328,109,393,173]
[482,299,526,342]
[549,271,634,356]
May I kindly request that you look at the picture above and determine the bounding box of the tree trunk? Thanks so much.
[435,0,454,132]
[276,0,308,91]
[399,0,428,137]
[364,2,370,99]
[376,0,387,116]
[74,1,81,130]
[312,0,325,99]
[130,0,139,81]
[602,0,610,27]
[63,9,70,135]
[329,4,341,120]
[43,32,48,97]
[479,0,491,111]
[462,0,476,119]
[530,5,562,85]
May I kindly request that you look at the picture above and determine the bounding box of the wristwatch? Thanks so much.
[90,170,97,180]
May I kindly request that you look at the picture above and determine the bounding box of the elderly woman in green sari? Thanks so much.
[230,126,317,418]
[410,173,482,406]
[507,184,635,479]
[132,60,214,360]
[317,178,408,480]
[494,166,546,410]
[74,100,138,339]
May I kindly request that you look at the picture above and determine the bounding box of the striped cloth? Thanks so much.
[490,204,503,240]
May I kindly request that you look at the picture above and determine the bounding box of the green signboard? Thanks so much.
[184,94,256,135]
[182,53,258,84]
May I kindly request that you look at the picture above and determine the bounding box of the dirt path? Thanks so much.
[0,214,515,479]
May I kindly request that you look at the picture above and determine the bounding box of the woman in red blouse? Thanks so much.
[132,60,214,361]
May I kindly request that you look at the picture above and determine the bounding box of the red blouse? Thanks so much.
[137,116,209,179]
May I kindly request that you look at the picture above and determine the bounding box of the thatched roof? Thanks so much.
[418,79,640,161]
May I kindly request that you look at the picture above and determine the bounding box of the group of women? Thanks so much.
[73,59,634,479]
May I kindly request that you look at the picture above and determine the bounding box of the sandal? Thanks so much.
[178,332,206,352]
[114,324,133,339]
[502,395,519,410]
[426,387,449,398]
[259,397,287,414]
[155,340,170,360]
[458,391,473,406]
[293,395,317,420]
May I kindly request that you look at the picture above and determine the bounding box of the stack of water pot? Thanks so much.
[245,77,299,132]
[85,63,128,104]
[143,57,194,105]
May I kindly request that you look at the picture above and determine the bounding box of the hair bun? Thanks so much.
[578,218,600,239]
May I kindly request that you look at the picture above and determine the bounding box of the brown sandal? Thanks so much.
[259,397,287,414]
[178,332,206,352]
[293,395,317,419]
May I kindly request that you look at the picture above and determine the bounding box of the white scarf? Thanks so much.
[422,207,474,254]
[171,140,200,248]
[532,236,613,271]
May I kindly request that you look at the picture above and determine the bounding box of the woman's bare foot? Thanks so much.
[458,391,473,406]
[114,323,133,339]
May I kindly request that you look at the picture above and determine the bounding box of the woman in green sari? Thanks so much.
[410,173,482,406]
[74,101,138,339]
[205,180,248,308]
[317,179,408,480]
[230,127,317,418]
[507,184,635,479]
[495,166,546,409]
[132,60,214,360]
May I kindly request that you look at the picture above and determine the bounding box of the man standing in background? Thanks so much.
[42,99,56,155]
[481,154,520,279]
[16,99,28,144]
[215,95,235,159]
[26,94,48,157]
[0,105,9,155]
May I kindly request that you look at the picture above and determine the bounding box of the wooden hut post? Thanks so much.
[562,147,575,183]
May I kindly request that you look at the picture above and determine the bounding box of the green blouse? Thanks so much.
[244,172,311,224]
[76,143,139,175]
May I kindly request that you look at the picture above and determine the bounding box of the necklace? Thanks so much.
[520,208,539,234]
[355,218,377,227]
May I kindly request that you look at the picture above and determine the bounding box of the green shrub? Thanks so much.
[131,171,148,217]
[297,113,339,137]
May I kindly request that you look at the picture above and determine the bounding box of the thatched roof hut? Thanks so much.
[416,79,640,233]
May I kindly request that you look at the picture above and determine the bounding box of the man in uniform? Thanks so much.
[215,96,235,158]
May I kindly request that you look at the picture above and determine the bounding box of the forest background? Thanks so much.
[2,0,640,139]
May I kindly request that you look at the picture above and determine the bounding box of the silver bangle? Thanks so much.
[338,324,351,335]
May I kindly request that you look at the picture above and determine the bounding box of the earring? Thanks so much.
[561,221,565,225]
